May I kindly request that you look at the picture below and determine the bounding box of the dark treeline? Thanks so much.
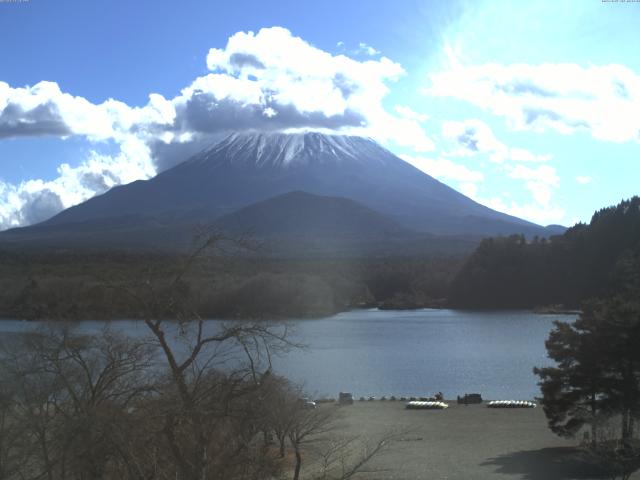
[450,197,640,309]
[0,249,464,320]
[3,197,639,317]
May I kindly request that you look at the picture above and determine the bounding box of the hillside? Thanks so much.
[214,190,411,238]
[449,197,640,308]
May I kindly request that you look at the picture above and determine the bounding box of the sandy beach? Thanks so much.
[316,401,638,480]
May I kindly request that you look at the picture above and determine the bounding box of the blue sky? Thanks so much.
[0,0,638,228]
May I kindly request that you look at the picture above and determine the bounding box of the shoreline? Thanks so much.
[0,306,582,322]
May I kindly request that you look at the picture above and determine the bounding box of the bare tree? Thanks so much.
[288,405,338,480]
[284,401,406,480]
[0,325,157,480]
[0,373,22,480]
[312,430,405,480]
[109,232,297,480]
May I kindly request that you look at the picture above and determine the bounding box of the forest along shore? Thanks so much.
[0,250,463,320]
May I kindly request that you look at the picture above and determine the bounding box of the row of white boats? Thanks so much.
[405,400,537,410]
[486,400,537,408]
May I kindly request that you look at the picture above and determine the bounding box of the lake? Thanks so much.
[0,309,574,400]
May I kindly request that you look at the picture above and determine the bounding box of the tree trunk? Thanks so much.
[279,437,286,458]
[292,444,302,480]
[200,443,207,480]
[38,427,55,480]
[622,408,630,443]
[591,392,598,446]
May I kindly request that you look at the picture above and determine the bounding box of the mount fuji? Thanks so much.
[1,132,564,253]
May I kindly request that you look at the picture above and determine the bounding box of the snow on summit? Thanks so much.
[195,131,392,169]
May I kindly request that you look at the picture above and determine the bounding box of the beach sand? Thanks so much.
[316,401,638,480]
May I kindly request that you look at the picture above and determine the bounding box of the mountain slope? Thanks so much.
[42,132,553,237]
[214,190,412,238]
[0,191,481,256]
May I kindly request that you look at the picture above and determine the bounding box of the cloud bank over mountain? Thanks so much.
[0,27,435,229]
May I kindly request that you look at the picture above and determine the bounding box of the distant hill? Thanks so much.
[0,132,563,253]
[213,191,480,256]
[0,190,480,256]
[449,196,640,308]
[215,190,410,238]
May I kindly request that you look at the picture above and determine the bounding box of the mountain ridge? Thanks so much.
[214,190,413,237]
[1,132,565,253]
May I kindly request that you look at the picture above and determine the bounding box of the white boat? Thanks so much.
[405,401,448,410]
[487,400,536,408]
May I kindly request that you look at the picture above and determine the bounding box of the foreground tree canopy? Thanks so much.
[535,291,640,480]
[535,297,640,441]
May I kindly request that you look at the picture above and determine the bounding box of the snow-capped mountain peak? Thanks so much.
[38,129,550,240]
[192,131,391,169]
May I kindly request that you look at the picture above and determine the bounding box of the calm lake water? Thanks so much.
[0,309,575,400]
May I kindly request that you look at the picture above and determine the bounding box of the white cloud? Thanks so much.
[0,27,431,151]
[0,27,437,229]
[576,175,592,185]
[200,28,434,151]
[436,118,564,224]
[0,81,176,142]
[394,105,429,123]
[419,128,565,225]
[481,195,566,226]
[400,152,565,225]
[400,154,484,183]
[505,164,560,208]
[400,154,488,207]
[458,182,479,199]
[357,42,380,56]
[426,63,640,142]
[441,119,551,163]
[442,119,501,156]
[507,164,559,186]
[203,28,398,122]
[367,115,434,152]
[0,137,155,229]
[0,79,164,228]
